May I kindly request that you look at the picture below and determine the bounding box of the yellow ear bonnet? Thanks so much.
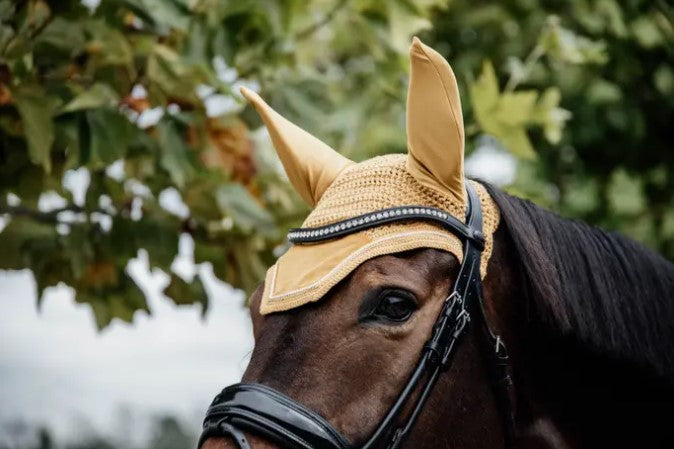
[241,39,500,315]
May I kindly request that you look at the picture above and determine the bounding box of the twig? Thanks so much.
[0,204,112,225]
[1,2,54,58]
[295,0,348,40]
[0,204,86,223]
[237,0,348,81]
[504,44,545,93]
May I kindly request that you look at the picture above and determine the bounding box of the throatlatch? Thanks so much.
[198,183,513,449]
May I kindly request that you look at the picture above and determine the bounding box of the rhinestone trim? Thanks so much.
[287,205,484,249]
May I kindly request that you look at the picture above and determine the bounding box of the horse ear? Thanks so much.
[240,87,353,206]
[406,37,465,204]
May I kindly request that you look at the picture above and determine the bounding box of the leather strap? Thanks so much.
[205,422,252,449]
[198,383,350,449]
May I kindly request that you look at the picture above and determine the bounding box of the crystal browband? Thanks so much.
[287,205,485,249]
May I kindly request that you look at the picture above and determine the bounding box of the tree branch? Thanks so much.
[504,44,545,93]
[295,0,348,40]
[0,204,120,225]
[237,0,349,81]
[0,204,85,224]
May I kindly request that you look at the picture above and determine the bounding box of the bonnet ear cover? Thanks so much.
[244,39,500,315]
[240,87,354,206]
[407,37,465,205]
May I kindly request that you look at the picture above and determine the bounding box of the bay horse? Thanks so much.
[199,38,674,449]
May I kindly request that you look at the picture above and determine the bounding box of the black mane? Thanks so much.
[484,184,674,383]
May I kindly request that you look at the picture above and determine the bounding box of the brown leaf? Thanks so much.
[121,94,149,113]
[202,119,257,185]
[82,261,118,288]
[0,83,13,105]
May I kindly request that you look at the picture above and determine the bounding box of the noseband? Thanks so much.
[199,183,515,449]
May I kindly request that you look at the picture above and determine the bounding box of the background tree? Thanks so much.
[0,0,671,328]
[427,0,674,255]
[0,415,196,449]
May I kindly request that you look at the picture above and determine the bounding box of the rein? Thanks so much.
[198,183,515,449]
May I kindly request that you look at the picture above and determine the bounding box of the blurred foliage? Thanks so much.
[0,0,671,328]
[0,415,196,449]
[426,0,673,255]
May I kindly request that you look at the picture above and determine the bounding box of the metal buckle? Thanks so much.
[444,290,461,305]
[422,290,472,370]
[493,335,509,362]
[453,309,471,338]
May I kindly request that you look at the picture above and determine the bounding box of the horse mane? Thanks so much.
[483,183,674,383]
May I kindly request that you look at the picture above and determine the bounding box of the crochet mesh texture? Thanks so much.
[302,154,499,275]
[260,154,500,314]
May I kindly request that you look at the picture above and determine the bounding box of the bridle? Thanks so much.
[198,182,516,449]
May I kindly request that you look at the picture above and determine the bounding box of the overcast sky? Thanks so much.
[0,250,253,445]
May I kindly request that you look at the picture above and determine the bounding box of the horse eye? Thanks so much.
[372,290,416,322]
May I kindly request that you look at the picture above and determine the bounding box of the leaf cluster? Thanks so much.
[427,0,674,257]
[1,0,672,328]
[0,0,450,327]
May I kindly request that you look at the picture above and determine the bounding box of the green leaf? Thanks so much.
[496,90,537,127]
[84,108,138,168]
[470,60,500,117]
[536,87,561,112]
[469,61,537,158]
[11,84,58,172]
[0,24,15,52]
[228,240,269,295]
[61,83,120,113]
[147,43,209,101]
[79,271,148,329]
[662,208,674,240]
[35,17,86,55]
[630,16,663,49]
[654,65,674,96]
[0,217,57,270]
[540,18,608,64]
[607,169,645,216]
[498,127,535,159]
[597,0,627,37]
[156,118,195,188]
[0,0,14,21]
[587,79,622,104]
[534,87,570,144]
[215,183,276,236]
[88,298,114,329]
[84,20,134,67]
[164,272,207,310]
[194,238,228,277]
[129,0,191,33]
[562,177,600,216]
[387,1,432,54]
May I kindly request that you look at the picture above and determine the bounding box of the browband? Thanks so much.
[287,205,485,249]
[199,183,512,449]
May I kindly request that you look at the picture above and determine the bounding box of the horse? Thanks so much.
[199,38,674,449]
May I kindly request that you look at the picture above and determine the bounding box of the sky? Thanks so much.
[0,250,253,446]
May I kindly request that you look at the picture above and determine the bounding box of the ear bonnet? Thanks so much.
[242,38,500,314]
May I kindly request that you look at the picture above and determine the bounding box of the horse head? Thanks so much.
[200,38,674,449]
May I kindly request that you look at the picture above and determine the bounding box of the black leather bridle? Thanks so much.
[198,183,515,449]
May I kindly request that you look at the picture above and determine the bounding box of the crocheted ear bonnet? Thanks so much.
[242,38,500,315]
